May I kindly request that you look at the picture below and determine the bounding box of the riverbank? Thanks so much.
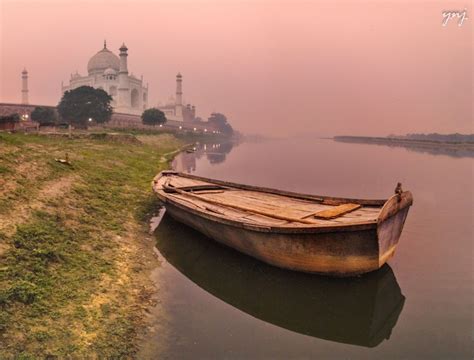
[0,132,187,358]
[333,135,474,157]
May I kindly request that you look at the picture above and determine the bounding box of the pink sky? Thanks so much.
[0,0,472,136]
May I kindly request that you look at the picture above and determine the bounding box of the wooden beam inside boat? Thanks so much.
[163,183,320,225]
[313,203,362,219]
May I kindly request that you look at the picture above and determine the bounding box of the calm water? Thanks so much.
[140,138,473,359]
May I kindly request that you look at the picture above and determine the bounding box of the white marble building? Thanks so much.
[157,73,197,122]
[61,41,148,115]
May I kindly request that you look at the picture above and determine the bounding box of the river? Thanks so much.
[140,137,473,359]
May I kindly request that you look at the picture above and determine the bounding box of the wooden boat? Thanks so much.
[152,171,413,277]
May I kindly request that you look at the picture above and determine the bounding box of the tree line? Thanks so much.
[25,85,233,135]
[389,133,474,143]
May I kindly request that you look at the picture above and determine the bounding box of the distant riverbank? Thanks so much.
[333,136,474,158]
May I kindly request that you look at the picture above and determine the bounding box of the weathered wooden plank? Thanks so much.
[165,185,320,224]
[202,192,316,219]
[312,203,361,219]
[167,171,387,206]
[163,178,380,225]
[160,175,381,225]
[241,214,289,226]
[216,191,327,213]
[170,193,249,220]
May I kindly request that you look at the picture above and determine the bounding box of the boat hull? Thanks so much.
[153,172,413,277]
[161,199,408,276]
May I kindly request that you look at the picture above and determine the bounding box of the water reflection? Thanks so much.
[155,215,406,348]
[172,141,236,172]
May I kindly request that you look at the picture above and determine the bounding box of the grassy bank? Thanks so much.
[0,132,184,358]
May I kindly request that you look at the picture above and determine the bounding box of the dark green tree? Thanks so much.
[208,112,234,135]
[31,106,57,126]
[0,114,20,124]
[57,86,113,128]
[142,108,167,126]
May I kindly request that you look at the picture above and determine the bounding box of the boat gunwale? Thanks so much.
[155,193,377,233]
[152,171,413,234]
[160,170,387,206]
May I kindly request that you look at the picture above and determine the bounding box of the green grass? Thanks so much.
[0,132,186,358]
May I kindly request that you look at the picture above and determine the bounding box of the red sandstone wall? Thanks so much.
[0,103,217,133]
[0,103,43,130]
[0,103,52,117]
[106,112,216,132]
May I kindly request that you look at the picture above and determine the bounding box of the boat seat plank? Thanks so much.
[312,203,361,220]
[167,177,211,189]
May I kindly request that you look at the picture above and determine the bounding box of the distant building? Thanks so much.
[61,41,148,116]
[157,73,196,122]
[21,68,29,104]
[56,40,199,121]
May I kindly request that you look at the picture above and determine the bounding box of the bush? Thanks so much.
[31,106,57,126]
[0,114,20,124]
[6,281,40,305]
[142,108,167,126]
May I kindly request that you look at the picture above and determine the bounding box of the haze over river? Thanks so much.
[140,138,473,359]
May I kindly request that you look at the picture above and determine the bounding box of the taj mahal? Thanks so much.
[61,41,194,121]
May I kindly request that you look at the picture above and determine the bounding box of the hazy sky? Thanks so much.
[0,0,472,136]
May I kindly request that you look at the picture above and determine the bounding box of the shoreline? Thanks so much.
[333,135,474,149]
[0,131,205,358]
[333,136,474,157]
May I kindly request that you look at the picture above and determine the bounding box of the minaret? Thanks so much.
[21,68,29,104]
[118,43,130,109]
[175,73,183,119]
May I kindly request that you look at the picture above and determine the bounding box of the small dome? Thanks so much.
[103,67,117,76]
[87,47,120,75]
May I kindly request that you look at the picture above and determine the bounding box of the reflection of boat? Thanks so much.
[155,215,406,348]
[152,171,413,276]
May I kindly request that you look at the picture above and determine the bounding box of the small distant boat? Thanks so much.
[152,171,413,277]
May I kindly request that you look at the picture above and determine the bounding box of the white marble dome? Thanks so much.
[87,47,120,75]
[62,41,150,116]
